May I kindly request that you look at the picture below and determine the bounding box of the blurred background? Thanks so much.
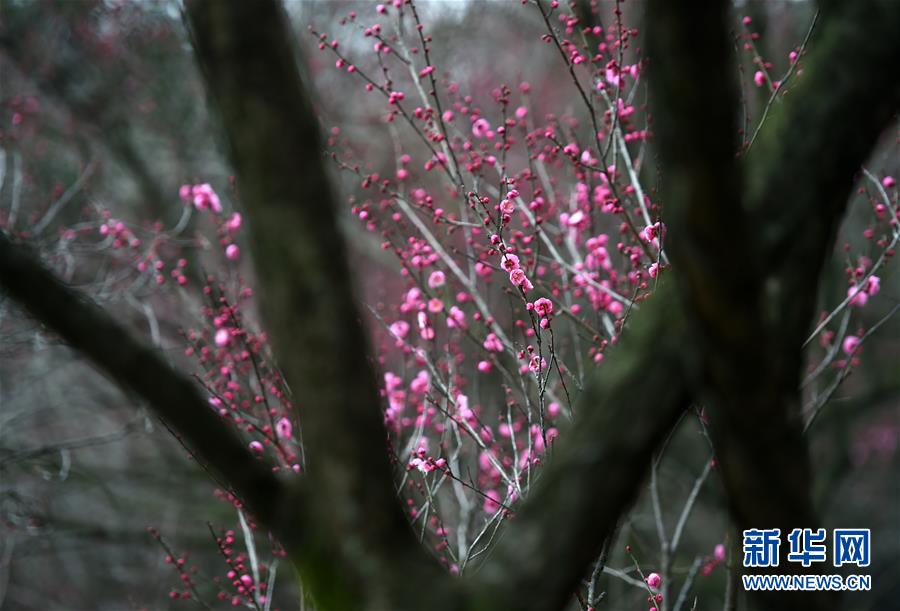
[0,1,896,609]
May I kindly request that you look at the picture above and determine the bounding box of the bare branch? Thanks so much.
[0,230,305,564]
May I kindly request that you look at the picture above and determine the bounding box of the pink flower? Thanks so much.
[714,543,726,561]
[753,71,766,87]
[276,417,292,440]
[447,305,467,329]
[509,267,526,285]
[472,117,491,138]
[509,268,534,292]
[501,253,520,272]
[410,370,430,394]
[226,212,242,232]
[225,244,240,260]
[389,320,410,339]
[648,262,660,278]
[214,328,230,347]
[456,394,473,420]
[528,354,547,373]
[428,270,446,288]
[248,441,264,453]
[417,311,435,340]
[532,297,553,317]
[192,183,222,214]
[179,184,192,201]
[848,284,869,308]
[477,360,493,373]
[384,372,403,391]
[565,210,586,228]
[646,572,661,589]
[499,199,515,215]
[483,332,504,352]
[882,176,896,189]
[866,275,880,296]
[639,222,666,247]
[842,335,861,356]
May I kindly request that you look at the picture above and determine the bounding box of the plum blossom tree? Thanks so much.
[0,0,898,610]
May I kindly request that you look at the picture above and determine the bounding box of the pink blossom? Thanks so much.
[477,360,493,373]
[456,393,473,420]
[428,270,446,288]
[249,441,264,453]
[753,71,766,87]
[401,287,425,313]
[192,183,222,214]
[483,332,504,352]
[605,66,620,87]
[226,212,242,232]
[417,311,435,340]
[408,457,433,473]
[865,275,880,296]
[509,268,534,292]
[639,221,666,247]
[384,372,403,391]
[565,210,586,228]
[528,354,547,373]
[446,305,467,329]
[532,297,553,317]
[842,335,861,355]
[646,572,661,589]
[499,199,515,215]
[276,417,292,440]
[410,370,430,394]
[714,544,726,561]
[225,244,240,261]
[501,253,520,272]
[214,328,230,347]
[389,320,410,339]
[472,117,491,138]
[848,284,869,308]
[882,176,896,188]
